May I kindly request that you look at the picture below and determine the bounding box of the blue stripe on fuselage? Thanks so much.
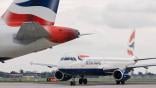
[59,69,114,76]
[16,0,59,13]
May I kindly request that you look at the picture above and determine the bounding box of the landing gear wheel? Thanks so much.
[79,79,83,85]
[70,76,76,86]
[70,81,76,86]
[121,81,125,85]
[83,79,88,85]
[116,81,120,85]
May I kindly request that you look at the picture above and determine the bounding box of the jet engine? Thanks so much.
[113,69,131,81]
[54,71,72,81]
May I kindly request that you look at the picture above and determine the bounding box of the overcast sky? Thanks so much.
[0,0,156,73]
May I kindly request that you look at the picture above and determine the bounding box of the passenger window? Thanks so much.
[74,58,77,61]
[61,57,77,61]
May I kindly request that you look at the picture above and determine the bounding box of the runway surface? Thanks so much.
[0,83,156,88]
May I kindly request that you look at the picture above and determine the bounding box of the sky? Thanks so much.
[0,0,156,73]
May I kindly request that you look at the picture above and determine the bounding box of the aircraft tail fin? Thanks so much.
[127,30,135,57]
[126,30,156,62]
[2,0,60,27]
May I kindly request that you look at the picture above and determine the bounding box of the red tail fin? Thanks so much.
[127,30,135,57]
[2,0,60,27]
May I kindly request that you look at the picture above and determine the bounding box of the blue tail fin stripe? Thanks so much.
[16,0,59,13]
[129,42,135,49]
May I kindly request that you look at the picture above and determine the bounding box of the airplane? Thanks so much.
[31,30,156,86]
[0,0,85,63]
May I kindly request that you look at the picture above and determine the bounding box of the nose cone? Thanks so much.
[61,29,80,43]
[47,26,80,43]
[75,30,80,38]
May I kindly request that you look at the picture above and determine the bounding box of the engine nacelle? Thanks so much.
[54,71,72,81]
[113,70,131,81]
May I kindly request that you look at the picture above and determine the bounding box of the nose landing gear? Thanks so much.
[79,78,88,85]
[116,80,125,85]
[70,77,76,86]
[70,76,88,86]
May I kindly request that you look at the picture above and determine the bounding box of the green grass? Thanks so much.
[0,76,156,84]
[0,78,46,83]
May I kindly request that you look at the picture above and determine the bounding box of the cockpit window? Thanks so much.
[61,57,77,61]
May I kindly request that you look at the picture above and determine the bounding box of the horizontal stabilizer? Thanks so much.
[15,22,49,44]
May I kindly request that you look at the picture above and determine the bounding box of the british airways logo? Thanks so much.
[127,30,135,57]
[16,0,59,13]
[129,42,135,49]
[2,0,60,26]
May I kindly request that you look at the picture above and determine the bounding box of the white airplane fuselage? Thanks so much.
[57,57,135,76]
[0,28,54,58]
[31,30,156,85]
[0,0,80,62]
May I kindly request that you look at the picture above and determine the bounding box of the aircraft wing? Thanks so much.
[127,59,156,69]
[134,57,156,61]
[128,63,156,69]
[30,62,57,68]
